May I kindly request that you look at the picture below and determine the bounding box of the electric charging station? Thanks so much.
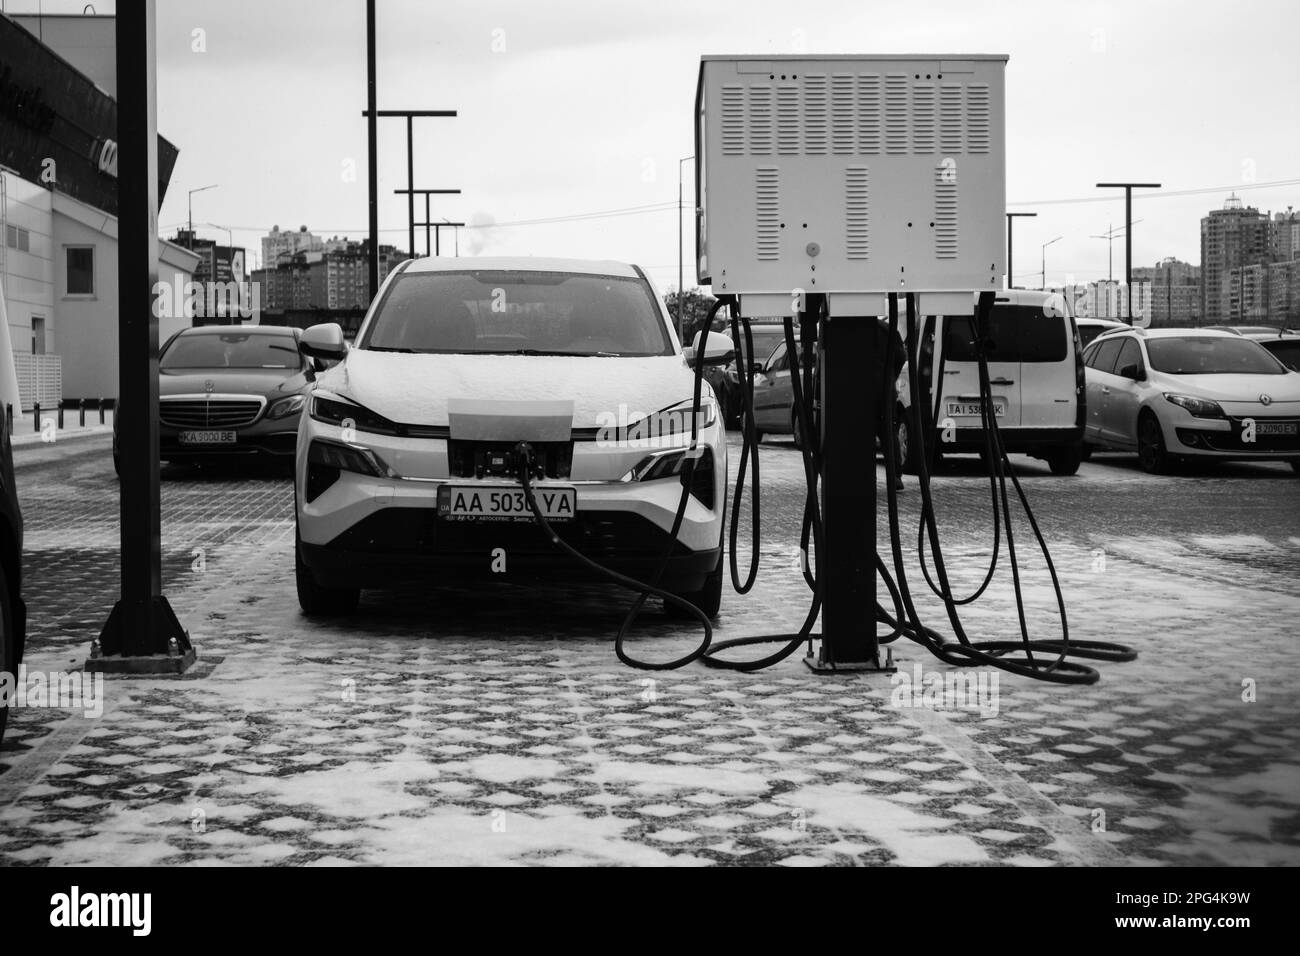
[695,55,1008,672]
[516,53,1132,681]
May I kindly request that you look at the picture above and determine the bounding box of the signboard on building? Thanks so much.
[0,15,178,216]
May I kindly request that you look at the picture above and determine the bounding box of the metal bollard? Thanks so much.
[33,402,40,433]
[79,399,85,427]
[99,398,105,425]
[57,404,64,429]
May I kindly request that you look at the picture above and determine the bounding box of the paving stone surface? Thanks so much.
[2,436,1297,866]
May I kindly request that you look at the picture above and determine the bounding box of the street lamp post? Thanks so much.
[1090,220,1144,284]
[203,222,233,250]
[186,184,218,248]
[440,219,462,257]
[1006,211,1037,289]
[1091,223,1116,283]
[1041,236,1062,291]
[678,155,694,340]
[1096,182,1161,324]
[394,188,461,257]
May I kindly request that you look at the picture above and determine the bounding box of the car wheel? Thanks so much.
[1080,442,1093,461]
[1046,442,1083,476]
[897,410,935,474]
[742,412,764,444]
[722,391,742,429]
[1291,460,1300,475]
[295,525,359,616]
[112,448,120,478]
[665,549,723,620]
[0,561,14,746]
[1137,412,1172,475]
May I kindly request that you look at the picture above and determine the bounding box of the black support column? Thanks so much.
[808,299,884,670]
[366,0,379,293]
[92,0,194,673]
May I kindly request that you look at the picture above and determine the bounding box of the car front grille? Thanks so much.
[447,439,573,479]
[160,398,264,428]
[328,508,691,558]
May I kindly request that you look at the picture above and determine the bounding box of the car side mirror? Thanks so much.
[689,330,735,367]
[749,361,765,374]
[1118,362,1142,381]
[300,323,347,365]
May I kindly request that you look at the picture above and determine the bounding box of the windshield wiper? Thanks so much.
[368,346,419,353]
[485,349,621,357]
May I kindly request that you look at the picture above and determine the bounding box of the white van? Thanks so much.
[895,289,1086,475]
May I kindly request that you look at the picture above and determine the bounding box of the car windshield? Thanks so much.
[733,326,787,366]
[360,270,673,356]
[161,333,300,369]
[943,305,1068,363]
[1078,324,1121,349]
[1146,336,1285,375]
[1262,340,1300,371]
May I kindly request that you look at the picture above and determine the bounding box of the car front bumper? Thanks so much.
[298,506,721,590]
[947,425,1084,453]
[295,416,727,590]
[160,417,301,459]
[1162,412,1300,460]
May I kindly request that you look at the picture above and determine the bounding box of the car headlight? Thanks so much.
[307,438,397,478]
[619,446,716,508]
[267,395,306,419]
[309,393,400,434]
[305,438,399,501]
[612,398,717,450]
[1163,393,1226,419]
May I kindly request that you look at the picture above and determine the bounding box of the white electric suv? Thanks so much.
[1081,327,1300,473]
[293,257,729,617]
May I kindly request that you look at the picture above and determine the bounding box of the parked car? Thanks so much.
[747,336,800,445]
[0,403,26,747]
[1081,327,1300,473]
[1203,325,1283,336]
[1076,317,1128,350]
[1238,329,1300,372]
[696,321,787,427]
[896,289,1086,475]
[293,257,730,618]
[112,325,312,474]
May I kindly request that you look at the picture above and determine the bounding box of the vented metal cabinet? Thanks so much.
[695,55,1008,306]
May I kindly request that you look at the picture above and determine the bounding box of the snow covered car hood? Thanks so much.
[317,350,708,428]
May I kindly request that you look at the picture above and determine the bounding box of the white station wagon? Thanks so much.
[1082,327,1300,473]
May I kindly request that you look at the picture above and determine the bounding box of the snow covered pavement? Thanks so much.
[2,436,1297,865]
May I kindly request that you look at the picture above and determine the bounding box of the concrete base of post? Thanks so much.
[803,644,898,674]
[90,595,197,674]
[86,647,198,675]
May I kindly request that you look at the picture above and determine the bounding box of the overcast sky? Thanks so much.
[17,0,1300,288]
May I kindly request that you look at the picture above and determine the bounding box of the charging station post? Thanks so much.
[807,294,882,670]
[695,55,1008,673]
[553,53,1135,682]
